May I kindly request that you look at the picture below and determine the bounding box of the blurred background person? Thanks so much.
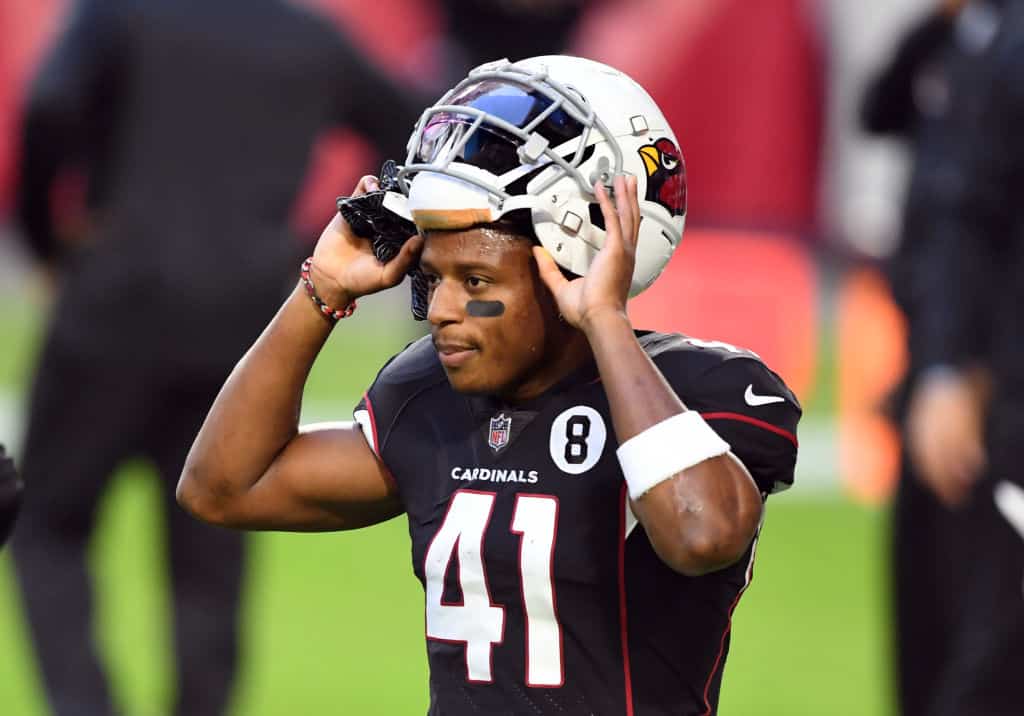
[0,445,21,547]
[863,0,1024,714]
[860,1,996,713]
[10,0,421,714]
[899,0,1024,712]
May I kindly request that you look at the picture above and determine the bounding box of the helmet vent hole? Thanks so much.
[588,203,606,231]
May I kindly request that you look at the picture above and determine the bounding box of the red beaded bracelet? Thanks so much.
[300,257,357,323]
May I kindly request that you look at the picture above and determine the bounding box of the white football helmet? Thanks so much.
[392,55,687,296]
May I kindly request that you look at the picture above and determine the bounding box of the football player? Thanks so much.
[178,56,800,715]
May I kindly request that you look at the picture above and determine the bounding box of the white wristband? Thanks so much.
[616,411,731,500]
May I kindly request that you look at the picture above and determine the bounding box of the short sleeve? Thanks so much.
[351,336,445,462]
[683,357,801,494]
[352,350,405,459]
[352,392,381,457]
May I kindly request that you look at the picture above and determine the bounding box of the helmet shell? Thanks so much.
[403,54,687,296]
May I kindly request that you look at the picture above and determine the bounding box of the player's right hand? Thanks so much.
[309,175,423,307]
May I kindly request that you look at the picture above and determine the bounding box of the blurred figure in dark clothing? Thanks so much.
[863,1,1024,714]
[12,0,420,714]
[438,0,588,81]
[862,1,967,135]
[0,445,21,547]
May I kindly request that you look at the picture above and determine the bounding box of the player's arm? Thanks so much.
[17,0,126,264]
[177,176,423,531]
[585,320,763,577]
[534,175,763,576]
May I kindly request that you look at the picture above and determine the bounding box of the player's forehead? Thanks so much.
[419,225,532,272]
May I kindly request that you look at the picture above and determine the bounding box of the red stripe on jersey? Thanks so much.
[363,392,398,494]
[701,412,798,447]
[618,483,635,716]
[701,540,757,715]
[363,391,381,454]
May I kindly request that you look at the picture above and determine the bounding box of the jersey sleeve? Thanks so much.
[352,393,381,458]
[352,351,405,461]
[351,335,445,461]
[679,356,801,494]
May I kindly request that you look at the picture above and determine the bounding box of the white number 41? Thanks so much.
[424,490,563,687]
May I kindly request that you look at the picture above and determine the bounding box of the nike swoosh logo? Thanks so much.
[744,384,785,407]
[995,481,1024,542]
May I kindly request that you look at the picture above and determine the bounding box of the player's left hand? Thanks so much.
[906,366,989,507]
[533,173,639,333]
[310,175,422,307]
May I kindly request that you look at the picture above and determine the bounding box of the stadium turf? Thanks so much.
[0,296,894,715]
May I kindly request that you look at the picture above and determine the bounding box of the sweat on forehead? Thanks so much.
[421,210,538,244]
[423,223,533,245]
[419,226,536,265]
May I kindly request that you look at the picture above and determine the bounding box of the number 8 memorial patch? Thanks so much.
[549,406,607,474]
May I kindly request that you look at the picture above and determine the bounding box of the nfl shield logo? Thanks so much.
[488,413,512,451]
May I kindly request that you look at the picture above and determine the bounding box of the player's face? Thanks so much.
[420,227,569,399]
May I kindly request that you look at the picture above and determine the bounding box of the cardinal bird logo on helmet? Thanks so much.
[638,138,686,217]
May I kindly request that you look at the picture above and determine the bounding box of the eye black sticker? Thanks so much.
[466,300,505,317]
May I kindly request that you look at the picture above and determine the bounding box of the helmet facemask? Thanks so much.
[398,60,623,231]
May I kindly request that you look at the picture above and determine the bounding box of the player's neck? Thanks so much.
[499,328,593,404]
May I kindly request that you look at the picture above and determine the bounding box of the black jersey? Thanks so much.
[354,331,800,715]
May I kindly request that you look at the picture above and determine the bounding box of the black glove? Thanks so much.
[336,160,429,320]
[0,444,23,547]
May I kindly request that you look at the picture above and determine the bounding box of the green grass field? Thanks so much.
[0,294,896,715]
